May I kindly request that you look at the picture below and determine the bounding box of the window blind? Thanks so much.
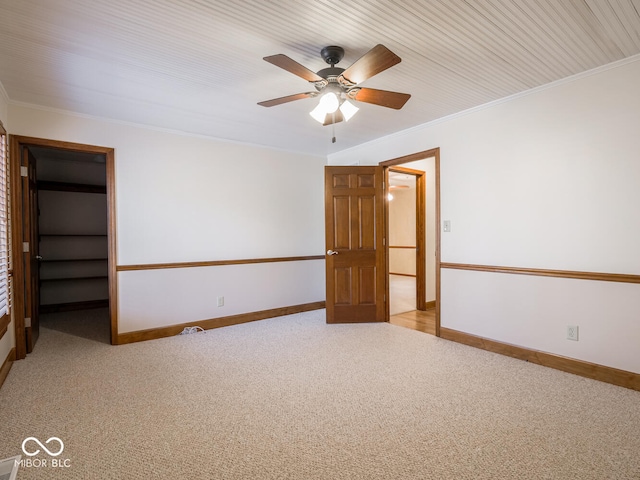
[0,122,8,321]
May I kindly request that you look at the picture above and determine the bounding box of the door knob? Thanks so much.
[36,255,43,260]
[327,250,339,256]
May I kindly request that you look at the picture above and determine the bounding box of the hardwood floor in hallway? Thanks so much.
[389,309,436,335]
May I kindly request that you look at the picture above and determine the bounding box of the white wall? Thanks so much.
[119,260,324,333]
[389,188,416,276]
[9,104,327,333]
[329,57,640,374]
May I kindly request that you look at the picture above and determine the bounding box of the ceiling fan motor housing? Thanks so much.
[316,66,346,91]
[320,46,345,66]
[317,46,347,93]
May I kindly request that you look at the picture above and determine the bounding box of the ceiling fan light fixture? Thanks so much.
[310,92,341,123]
[319,91,339,113]
[339,99,359,121]
[310,103,327,123]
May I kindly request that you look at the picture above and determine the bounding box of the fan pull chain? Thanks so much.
[331,111,336,143]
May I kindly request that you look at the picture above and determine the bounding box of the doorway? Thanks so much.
[387,167,423,313]
[381,149,440,335]
[10,136,117,359]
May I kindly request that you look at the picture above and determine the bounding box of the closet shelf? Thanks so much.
[39,234,107,237]
[40,258,108,263]
[37,180,106,194]
[40,276,108,282]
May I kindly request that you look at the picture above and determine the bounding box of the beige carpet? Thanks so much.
[1,309,639,479]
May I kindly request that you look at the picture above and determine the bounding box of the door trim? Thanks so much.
[10,136,117,358]
[380,148,441,336]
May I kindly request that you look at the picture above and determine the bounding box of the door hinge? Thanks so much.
[383,238,386,246]
[20,166,28,177]
[25,317,31,327]
[23,242,29,253]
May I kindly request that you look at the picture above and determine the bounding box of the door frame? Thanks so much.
[380,148,441,335]
[10,136,118,358]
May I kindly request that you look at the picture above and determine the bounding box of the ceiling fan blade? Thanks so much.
[258,92,317,107]
[263,54,324,83]
[339,44,401,85]
[350,88,411,110]
[323,110,344,126]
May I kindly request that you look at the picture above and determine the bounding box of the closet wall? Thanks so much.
[34,148,108,310]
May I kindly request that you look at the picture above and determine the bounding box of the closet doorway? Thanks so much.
[10,137,116,359]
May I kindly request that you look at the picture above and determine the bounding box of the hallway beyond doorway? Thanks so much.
[389,274,416,315]
[389,309,436,335]
[389,274,436,335]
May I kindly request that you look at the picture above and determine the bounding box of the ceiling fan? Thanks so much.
[258,44,411,126]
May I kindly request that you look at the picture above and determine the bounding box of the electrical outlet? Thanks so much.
[567,325,579,341]
[217,296,224,307]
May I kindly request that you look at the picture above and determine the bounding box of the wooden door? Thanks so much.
[22,148,40,352]
[324,166,386,323]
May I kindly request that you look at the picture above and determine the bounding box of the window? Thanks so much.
[0,121,9,338]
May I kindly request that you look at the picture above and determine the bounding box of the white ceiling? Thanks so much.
[389,170,417,189]
[1,0,639,157]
